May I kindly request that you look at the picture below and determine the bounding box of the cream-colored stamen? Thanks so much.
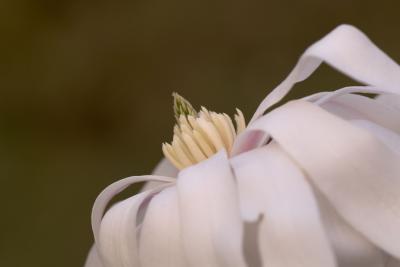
[162,93,246,170]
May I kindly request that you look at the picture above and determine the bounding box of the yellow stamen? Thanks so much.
[162,93,246,170]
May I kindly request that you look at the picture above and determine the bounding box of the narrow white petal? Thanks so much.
[84,245,105,267]
[139,187,187,267]
[231,143,336,267]
[250,24,400,124]
[91,175,174,245]
[98,189,162,267]
[141,158,178,192]
[177,150,247,267]
[351,120,400,155]
[247,100,400,257]
[385,256,400,267]
[376,93,400,111]
[321,93,400,134]
[316,191,386,267]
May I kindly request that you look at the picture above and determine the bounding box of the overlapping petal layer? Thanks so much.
[176,151,246,267]
[231,143,336,267]
[85,24,400,267]
[247,100,400,258]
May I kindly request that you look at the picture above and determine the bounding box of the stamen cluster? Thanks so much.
[162,94,245,170]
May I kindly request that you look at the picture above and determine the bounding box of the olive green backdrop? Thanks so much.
[1,0,399,266]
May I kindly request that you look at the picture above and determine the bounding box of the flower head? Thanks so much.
[85,25,400,267]
[163,93,246,170]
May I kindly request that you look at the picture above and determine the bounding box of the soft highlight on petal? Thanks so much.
[231,143,336,267]
[177,150,247,267]
[247,100,400,258]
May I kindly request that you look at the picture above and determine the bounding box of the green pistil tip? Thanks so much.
[173,92,197,121]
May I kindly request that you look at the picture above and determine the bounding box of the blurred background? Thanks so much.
[1,0,399,266]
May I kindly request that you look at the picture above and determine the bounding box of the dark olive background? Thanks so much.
[1,0,399,266]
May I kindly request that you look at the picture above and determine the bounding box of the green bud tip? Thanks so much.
[172,92,197,121]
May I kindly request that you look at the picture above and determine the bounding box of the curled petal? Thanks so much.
[316,192,386,267]
[247,100,400,258]
[376,93,400,112]
[98,189,162,267]
[177,150,247,267]
[141,158,179,192]
[92,175,175,244]
[249,24,400,125]
[139,187,187,267]
[231,143,336,267]
[90,175,174,266]
[84,245,105,267]
[351,120,400,155]
[320,93,400,134]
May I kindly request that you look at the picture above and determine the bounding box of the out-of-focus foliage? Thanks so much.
[1,0,399,266]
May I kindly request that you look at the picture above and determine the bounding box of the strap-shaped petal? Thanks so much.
[386,257,400,267]
[177,150,247,267]
[316,191,386,267]
[320,93,400,135]
[351,120,400,155]
[231,143,336,267]
[84,245,105,267]
[90,175,174,267]
[248,100,400,258]
[92,175,174,244]
[250,24,400,124]
[142,158,179,192]
[139,186,188,267]
[99,190,152,267]
[376,93,400,112]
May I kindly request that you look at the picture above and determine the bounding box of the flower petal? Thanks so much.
[176,150,247,267]
[84,245,105,267]
[320,93,400,134]
[139,186,187,267]
[142,158,179,192]
[386,256,400,267]
[248,100,400,258]
[98,185,169,267]
[89,175,174,267]
[231,143,336,267]
[376,93,400,112]
[92,175,175,244]
[351,120,400,155]
[316,191,386,267]
[250,24,400,124]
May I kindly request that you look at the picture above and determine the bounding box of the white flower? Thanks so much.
[84,25,400,267]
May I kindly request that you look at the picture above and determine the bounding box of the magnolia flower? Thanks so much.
[84,25,400,267]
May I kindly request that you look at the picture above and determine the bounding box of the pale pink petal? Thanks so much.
[176,151,247,267]
[248,100,400,258]
[89,175,174,267]
[92,175,174,243]
[231,143,336,267]
[321,94,400,134]
[385,256,400,267]
[250,24,400,124]
[84,245,105,267]
[351,120,400,155]
[139,187,188,267]
[376,93,400,112]
[98,185,169,267]
[317,192,386,267]
[142,158,179,191]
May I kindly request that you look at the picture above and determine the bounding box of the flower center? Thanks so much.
[162,93,246,170]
